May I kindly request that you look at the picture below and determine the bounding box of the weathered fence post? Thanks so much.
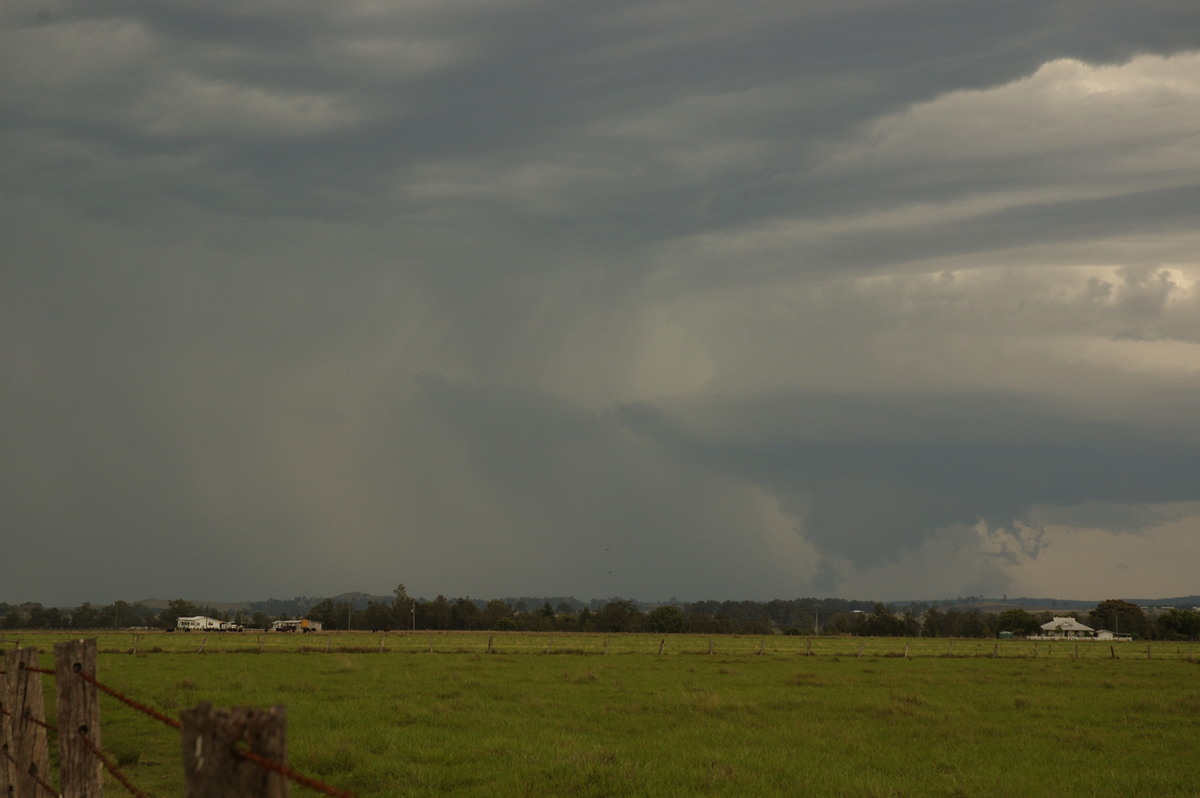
[0,658,12,795]
[55,639,103,797]
[6,648,51,798]
[708,638,714,655]
[657,639,665,655]
[181,703,289,798]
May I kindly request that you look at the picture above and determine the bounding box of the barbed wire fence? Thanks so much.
[1,638,356,798]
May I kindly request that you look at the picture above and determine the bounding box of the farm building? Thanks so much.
[1034,616,1095,639]
[176,615,225,631]
[1095,629,1133,642]
[271,618,323,632]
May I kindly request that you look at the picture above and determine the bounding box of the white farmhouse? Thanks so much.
[1035,616,1095,639]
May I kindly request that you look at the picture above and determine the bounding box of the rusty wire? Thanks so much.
[76,670,182,730]
[22,707,57,733]
[31,768,58,796]
[77,728,156,798]
[19,664,55,675]
[8,648,358,797]
[235,747,358,798]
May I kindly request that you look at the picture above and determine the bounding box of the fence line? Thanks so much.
[1,639,357,798]
[7,630,1200,660]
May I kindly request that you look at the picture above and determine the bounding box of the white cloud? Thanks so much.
[1003,508,1200,599]
[819,53,1200,188]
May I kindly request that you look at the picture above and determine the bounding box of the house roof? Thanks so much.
[1041,616,1094,632]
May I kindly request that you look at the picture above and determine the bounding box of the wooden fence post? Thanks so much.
[182,703,289,798]
[6,648,51,798]
[55,639,103,797]
[1,658,12,795]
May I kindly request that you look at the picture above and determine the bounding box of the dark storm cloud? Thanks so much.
[3,1,1200,604]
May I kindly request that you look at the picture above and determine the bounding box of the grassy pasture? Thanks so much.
[7,632,1200,797]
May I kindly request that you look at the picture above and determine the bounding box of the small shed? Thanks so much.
[1095,629,1133,642]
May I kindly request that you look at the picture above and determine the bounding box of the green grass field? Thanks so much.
[6,632,1199,797]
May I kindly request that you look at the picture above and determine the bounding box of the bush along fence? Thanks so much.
[0,639,355,798]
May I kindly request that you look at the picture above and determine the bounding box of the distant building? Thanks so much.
[1033,616,1095,639]
[176,615,225,631]
[1095,629,1133,642]
[271,618,323,632]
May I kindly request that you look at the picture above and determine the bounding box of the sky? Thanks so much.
[4,1,1200,607]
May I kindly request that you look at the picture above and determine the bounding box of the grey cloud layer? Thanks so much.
[3,1,1199,604]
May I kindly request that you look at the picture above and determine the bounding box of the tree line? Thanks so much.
[3,590,1198,640]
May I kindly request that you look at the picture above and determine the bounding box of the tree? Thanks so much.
[362,600,392,631]
[450,597,479,630]
[160,598,199,627]
[646,605,685,634]
[306,598,339,629]
[423,596,453,630]
[855,603,907,637]
[595,600,644,632]
[995,608,1040,636]
[1155,609,1200,641]
[483,599,513,630]
[1089,599,1151,640]
[392,584,415,630]
[71,602,102,629]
